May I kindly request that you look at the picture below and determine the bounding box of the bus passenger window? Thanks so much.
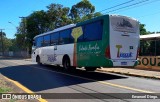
[36,36,43,47]
[51,32,59,45]
[43,35,51,46]
[70,34,74,43]
[84,20,103,41]
[59,29,71,44]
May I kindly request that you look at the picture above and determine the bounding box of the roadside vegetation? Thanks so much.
[0,74,37,102]
[0,74,12,93]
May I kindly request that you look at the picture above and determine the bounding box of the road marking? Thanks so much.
[0,62,48,102]
[3,76,47,102]
[6,60,155,93]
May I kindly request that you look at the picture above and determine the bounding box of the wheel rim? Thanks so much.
[64,59,70,70]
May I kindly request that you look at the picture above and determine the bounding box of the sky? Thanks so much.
[1,0,160,39]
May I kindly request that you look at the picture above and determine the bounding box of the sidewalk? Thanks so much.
[98,67,160,80]
[24,58,160,79]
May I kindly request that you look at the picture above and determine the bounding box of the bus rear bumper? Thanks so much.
[112,60,137,67]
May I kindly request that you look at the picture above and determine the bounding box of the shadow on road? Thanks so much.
[0,64,127,92]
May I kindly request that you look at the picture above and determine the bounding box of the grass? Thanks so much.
[0,79,12,93]
[0,87,12,93]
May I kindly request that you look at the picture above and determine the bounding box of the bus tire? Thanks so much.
[36,56,42,65]
[63,56,71,70]
[85,67,97,71]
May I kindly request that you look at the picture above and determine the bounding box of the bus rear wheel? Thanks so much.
[85,67,97,71]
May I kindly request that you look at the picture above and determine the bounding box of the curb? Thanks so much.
[24,59,32,61]
[97,69,160,80]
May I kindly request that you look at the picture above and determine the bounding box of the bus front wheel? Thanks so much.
[36,56,42,65]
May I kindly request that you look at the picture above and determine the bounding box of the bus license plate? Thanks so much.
[121,62,127,65]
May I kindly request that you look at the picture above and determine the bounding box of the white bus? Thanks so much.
[32,14,140,71]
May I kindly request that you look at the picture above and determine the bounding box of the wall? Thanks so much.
[135,56,160,70]
[3,51,31,58]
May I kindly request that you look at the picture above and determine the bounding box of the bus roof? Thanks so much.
[140,33,160,40]
[34,24,76,39]
[109,14,138,21]
[76,14,138,26]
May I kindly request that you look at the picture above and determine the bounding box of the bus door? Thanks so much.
[109,15,139,66]
[41,46,55,64]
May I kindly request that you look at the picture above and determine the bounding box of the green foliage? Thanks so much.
[0,87,12,93]
[3,38,12,51]
[14,0,99,51]
[139,24,160,56]
[0,32,12,52]
[80,12,103,22]
[140,24,147,35]
[26,10,50,49]
[47,4,72,29]
[70,0,95,22]
[15,34,26,50]
[8,39,18,51]
[27,10,49,35]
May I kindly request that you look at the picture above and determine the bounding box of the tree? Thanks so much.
[16,4,73,52]
[46,3,72,29]
[26,10,50,39]
[70,0,95,23]
[0,32,6,54]
[8,39,19,51]
[80,12,103,22]
[16,10,50,51]
[139,24,154,56]
[0,32,14,53]
[3,38,13,51]
[140,24,147,35]
[14,33,26,50]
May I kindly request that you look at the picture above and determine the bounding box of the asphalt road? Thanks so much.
[0,58,160,102]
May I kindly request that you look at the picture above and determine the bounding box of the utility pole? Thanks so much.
[19,16,28,58]
[0,29,5,56]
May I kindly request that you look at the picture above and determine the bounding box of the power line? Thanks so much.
[100,0,135,12]
[101,0,160,19]
[105,0,160,14]
[104,0,150,14]
[99,0,136,13]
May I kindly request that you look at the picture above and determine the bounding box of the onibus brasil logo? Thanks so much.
[116,45,133,58]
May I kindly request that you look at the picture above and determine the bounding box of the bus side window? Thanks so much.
[70,34,74,43]
[59,29,70,45]
[51,32,59,45]
[84,20,103,41]
[36,36,43,47]
[35,38,37,47]
[43,34,51,46]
